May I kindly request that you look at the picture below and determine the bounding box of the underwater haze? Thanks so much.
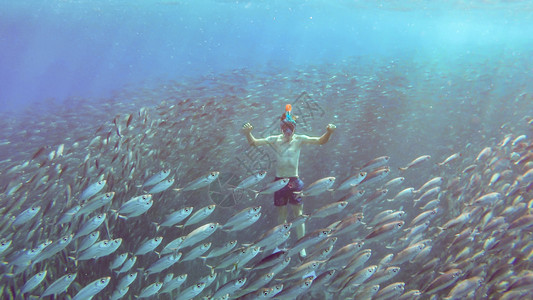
[1,0,533,112]
[1,1,533,300]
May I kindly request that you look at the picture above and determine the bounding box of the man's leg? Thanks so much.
[292,203,306,239]
[291,203,307,258]
[278,204,288,225]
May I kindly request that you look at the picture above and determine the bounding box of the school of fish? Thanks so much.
[1,55,533,299]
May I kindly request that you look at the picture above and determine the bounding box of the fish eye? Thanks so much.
[100,279,106,283]
[63,237,68,241]
[142,195,147,199]
[263,291,269,296]
[68,275,73,278]
[197,284,202,288]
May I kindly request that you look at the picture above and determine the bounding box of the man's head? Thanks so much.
[280,111,296,138]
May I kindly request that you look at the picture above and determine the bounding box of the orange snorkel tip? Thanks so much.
[286,104,292,112]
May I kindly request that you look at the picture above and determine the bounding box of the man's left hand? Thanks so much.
[327,124,336,132]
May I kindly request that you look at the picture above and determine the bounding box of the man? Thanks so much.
[242,104,336,257]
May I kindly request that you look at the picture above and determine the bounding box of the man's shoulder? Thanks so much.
[266,134,283,142]
[294,134,311,140]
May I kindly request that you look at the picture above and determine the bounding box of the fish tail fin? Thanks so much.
[206,264,215,274]
[199,256,207,265]
[152,222,160,232]
[109,209,120,221]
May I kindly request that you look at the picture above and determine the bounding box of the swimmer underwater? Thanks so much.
[242,104,336,257]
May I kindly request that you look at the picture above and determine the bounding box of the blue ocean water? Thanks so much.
[1,0,532,113]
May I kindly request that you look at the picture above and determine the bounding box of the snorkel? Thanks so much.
[281,104,296,139]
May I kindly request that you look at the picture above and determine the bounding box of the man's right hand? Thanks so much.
[242,123,253,134]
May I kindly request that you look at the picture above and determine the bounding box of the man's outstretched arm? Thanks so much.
[301,124,336,145]
[242,122,275,146]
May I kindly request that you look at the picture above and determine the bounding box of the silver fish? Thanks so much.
[79,180,106,201]
[336,172,367,191]
[137,281,163,298]
[145,252,182,276]
[181,242,211,262]
[176,282,206,300]
[203,240,237,259]
[143,169,171,187]
[160,273,188,294]
[443,276,483,299]
[148,178,174,194]
[21,270,47,294]
[78,238,122,261]
[109,253,129,270]
[297,176,336,197]
[360,155,390,171]
[180,222,219,249]
[78,231,100,252]
[287,228,332,257]
[175,171,219,192]
[309,201,348,219]
[77,192,115,216]
[110,287,129,300]
[74,213,106,239]
[222,205,262,230]
[0,240,12,256]
[252,222,292,249]
[437,152,461,166]
[273,276,313,299]
[40,273,77,298]
[233,171,267,190]
[223,212,262,232]
[253,178,290,198]
[374,282,405,299]
[161,236,187,255]
[12,206,41,227]
[116,272,138,290]
[399,155,431,171]
[71,276,110,300]
[184,204,216,227]
[361,167,390,185]
[117,194,152,215]
[211,277,247,299]
[135,236,163,256]
[56,205,81,225]
[33,234,73,265]
[158,206,193,229]
[366,221,404,240]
